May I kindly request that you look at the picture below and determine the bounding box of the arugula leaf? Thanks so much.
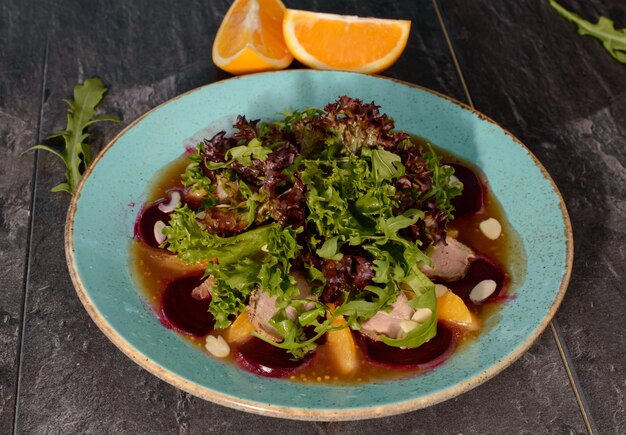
[334,284,396,328]
[23,78,119,194]
[316,236,344,260]
[206,137,273,170]
[366,148,405,182]
[304,263,326,297]
[380,270,437,348]
[258,299,330,359]
[550,0,626,63]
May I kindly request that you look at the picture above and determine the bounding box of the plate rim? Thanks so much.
[65,69,573,421]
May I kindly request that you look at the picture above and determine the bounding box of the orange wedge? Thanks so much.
[133,242,206,275]
[283,9,411,73]
[224,311,256,343]
[437,289,478,330]
[326,308,359,374]
[212,0,293,74]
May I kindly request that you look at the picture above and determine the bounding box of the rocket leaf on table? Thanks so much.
[23,77,119,194]
[549,0,626,63]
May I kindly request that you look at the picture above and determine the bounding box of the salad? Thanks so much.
[133,96,511,381]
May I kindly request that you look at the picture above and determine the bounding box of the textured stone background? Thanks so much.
[1,0,624,433]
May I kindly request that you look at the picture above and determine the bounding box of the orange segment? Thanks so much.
[213,0,293,74]
[133,242,206,275]
[326,308,359,374]
[224,311,256,343]
[283,9,411,73]
[437,289,478,329]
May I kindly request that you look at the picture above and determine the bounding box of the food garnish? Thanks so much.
[436,287,477,328]
[212,1,411,74]
[549,0,626,63]
[283,10,411,73]
[212,0,293,74]
[22,78,119,194]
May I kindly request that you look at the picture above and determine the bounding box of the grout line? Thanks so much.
[433,1,597,434]
[12,38,49,435]
[432,0,475,108]
[550,321,598,435]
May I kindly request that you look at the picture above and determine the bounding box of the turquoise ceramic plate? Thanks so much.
[66,70,572,420]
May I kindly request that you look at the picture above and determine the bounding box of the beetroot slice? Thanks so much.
[236,338,314,378]
[357,323,454,369]
[135,201,171,248]
[449,163,484,217]
[441,255,506,305]
[161,275,214,337]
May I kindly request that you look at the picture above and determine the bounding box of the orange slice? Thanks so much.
[283,9,411,73]
[133,242,206,275]
[437,289,478,330]
[326,307,359,374]
[212,0,293,74]
[224,311,256,343]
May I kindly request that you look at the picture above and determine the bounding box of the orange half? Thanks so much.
[283,9,411,73]
[212,0,293,74]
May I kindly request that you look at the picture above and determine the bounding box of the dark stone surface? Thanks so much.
[0,2,47,433]
[3,0,623,432]
[440,0,626,433]
[181,331,586,435]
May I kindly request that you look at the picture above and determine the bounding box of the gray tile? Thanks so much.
[13,106,183,434]
[10,1,237,432]
[439,0,626,433]
[177,331,585,435]
[0,2,47,432]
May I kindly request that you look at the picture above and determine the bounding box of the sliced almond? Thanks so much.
[479,218,502,240]
[154,220,167,244]
[435,284,449,298]
[399,320,419,334]
[411,307,433,323]
[469,279,497,303]
[158,190,181,213]
[205,335,230,358]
